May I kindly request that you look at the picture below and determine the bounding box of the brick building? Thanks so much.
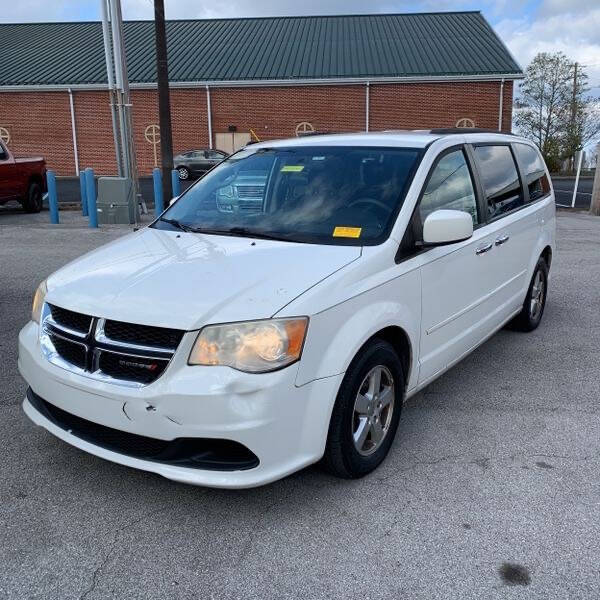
[0,11,522,176]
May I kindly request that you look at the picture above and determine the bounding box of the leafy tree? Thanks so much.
[515,52,600,171]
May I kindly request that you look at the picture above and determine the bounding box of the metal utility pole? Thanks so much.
[570,62,578,172]
[590,143,600,216]
[154,0,174,201]
[102,0,145,219]
[100,0,123,177]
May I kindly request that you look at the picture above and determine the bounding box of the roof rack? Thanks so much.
[428,128,515,135]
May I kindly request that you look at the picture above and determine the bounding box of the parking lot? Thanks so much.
[1,210,599,599]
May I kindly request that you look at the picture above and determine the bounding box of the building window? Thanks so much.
[0,126,11,145]
[295,122,315,136]
[455,118,475,128]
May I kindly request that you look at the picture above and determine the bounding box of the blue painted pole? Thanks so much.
[153,168,163,215]
[171,169,181,200]
[85,168,98,228]
[79,170,88,216]
[47,170,59,224]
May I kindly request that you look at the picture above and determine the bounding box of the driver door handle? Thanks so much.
[495,234,510,246]
[475,242,493,255]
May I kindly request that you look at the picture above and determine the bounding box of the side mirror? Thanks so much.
[422,209,473,245]
[169,196,179,207]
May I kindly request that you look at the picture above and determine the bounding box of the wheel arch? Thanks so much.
[25,173,46,196]
[362,326,412,390]
[541,245,552,270]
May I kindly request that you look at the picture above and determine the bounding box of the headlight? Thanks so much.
[218,185,235,199]
[32,279,47,323]
[189,317,308,373]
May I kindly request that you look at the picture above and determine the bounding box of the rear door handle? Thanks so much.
[495,235,510,246]
[475,242,493,255]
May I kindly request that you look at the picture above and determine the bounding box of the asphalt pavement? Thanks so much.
[552,176,594,209]
[1,211,600,599]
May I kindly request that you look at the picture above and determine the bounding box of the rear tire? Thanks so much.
[23,182,43,213]
[510,257,548,332]
[322,339,404,479]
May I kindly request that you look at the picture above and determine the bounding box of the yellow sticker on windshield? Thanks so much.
[281,165,304,172]
[333,226,362,238]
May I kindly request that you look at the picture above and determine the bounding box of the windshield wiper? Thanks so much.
[223,227,294,242]
[158,217,195,232]
[159,219,295,242]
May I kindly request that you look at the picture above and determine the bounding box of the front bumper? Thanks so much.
[19,321,343,488]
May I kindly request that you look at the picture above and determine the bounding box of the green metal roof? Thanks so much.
[0,12,522,88]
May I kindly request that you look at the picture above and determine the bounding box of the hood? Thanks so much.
[46,228,361,330]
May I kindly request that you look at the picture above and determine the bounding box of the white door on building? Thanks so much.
[215,132,251,155]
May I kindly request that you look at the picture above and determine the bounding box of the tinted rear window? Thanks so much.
[514,143,551,202]
[474,145,524,218]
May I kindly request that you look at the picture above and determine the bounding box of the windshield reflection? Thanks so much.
[153,145,421,245]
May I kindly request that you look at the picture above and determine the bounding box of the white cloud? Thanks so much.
[496,3,600,96]
[126,0,407,20]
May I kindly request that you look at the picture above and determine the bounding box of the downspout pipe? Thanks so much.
[365,81,370,132]
[206,85,213,149]
[67,88,79,175]
[498,77,505,131]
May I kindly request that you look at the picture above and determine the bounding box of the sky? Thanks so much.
[2,0,600,91]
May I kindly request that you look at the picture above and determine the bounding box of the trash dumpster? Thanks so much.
[96,177,137,224]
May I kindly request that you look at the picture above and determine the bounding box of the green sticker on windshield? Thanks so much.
[281,165,304,172]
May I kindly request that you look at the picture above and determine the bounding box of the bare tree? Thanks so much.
[515,52,572,169]
[563,70,600,170]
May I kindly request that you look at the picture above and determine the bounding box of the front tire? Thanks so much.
[176,166,190,180]
[510,257,548,332]
[23,182,43,213]
[322,339,404,479]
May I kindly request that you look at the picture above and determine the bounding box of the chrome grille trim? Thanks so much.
[47,304,94,337]
[45,315,90,339]
[236,185,264,198]
[95,318,177,354]
[39,303,181,387]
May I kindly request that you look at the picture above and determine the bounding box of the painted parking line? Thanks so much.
[554,189,592,196]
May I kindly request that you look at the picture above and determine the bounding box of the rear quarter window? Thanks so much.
[514,143,551,202]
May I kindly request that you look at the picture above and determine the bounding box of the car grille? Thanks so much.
[49,333,87,369]
[98,351,168,384]
[238,200,263,212]
[236,185,264,198]
[49,304,93,334]
[27,389,259,471]
[104,320,184,349]
[42,304,184,386]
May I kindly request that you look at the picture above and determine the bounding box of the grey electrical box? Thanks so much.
[96,177,137,224]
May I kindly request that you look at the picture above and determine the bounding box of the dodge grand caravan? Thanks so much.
[19,131,555,488]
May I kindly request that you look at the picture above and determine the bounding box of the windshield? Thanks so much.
[153,145,422,245]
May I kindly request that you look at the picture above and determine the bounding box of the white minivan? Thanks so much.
[19,130,555,488]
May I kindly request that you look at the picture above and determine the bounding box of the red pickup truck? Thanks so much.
[0,140,47,213]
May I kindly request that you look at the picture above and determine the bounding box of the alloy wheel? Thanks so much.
[352,365,395,456]
[530,270,545,320]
